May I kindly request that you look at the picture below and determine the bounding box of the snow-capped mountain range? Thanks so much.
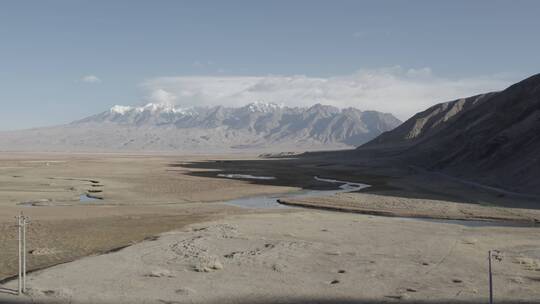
[104,101,285,116]
[0,102,401,153]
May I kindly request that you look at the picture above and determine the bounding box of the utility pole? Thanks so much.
[488,250,503,304]
[22,214,28,292]
[15,212,29,295]
[16,214,22,295]
[488,250,493,304]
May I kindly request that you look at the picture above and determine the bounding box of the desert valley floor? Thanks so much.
[0,152,539,304]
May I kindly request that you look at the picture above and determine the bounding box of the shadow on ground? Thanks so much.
[176,152,540,210]
[0,287,17,296]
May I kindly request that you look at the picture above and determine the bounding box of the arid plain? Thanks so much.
[0,153,299,281]
[0,152,539,303]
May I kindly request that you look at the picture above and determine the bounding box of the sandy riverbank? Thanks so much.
[278,192,540,224]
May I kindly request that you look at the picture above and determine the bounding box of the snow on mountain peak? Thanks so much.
[110,103,195,116]
[110,105,134,115]
[245,101,284,113]
[136,103,163,113]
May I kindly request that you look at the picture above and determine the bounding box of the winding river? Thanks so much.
[224,176,369,209]
[222,175,538,228]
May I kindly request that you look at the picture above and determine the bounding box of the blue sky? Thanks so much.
[1,0,539,130]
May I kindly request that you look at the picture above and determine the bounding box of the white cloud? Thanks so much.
[81,75,101,83]
[140,67,514,120]
[144,88,177,106]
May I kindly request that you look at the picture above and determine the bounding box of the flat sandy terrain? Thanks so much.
[1,152,539,304]
[2,211,540,304]
[0,153,297,281]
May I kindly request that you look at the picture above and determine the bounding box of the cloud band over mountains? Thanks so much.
[140,67,513,120]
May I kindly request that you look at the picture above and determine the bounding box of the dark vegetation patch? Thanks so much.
[174,158,390,192]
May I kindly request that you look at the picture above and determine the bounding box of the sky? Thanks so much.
[1,0,539,130]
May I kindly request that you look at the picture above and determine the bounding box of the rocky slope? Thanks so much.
[361,73,540,195]
[0,102,401,153]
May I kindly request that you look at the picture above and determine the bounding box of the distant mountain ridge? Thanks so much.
[361,73,540,195]
[0,102,401,152]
